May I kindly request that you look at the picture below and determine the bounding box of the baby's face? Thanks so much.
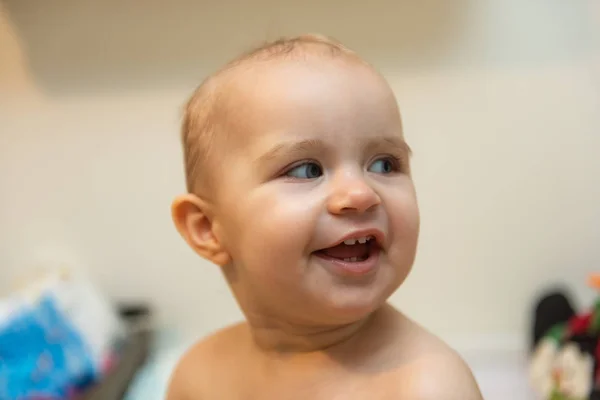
[212,60,419,325]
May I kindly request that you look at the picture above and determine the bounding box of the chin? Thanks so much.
[302,259,410,324]
[318,283,396,323]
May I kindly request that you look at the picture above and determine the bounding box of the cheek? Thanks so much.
[386,186,420,252]
[227,186,322,277]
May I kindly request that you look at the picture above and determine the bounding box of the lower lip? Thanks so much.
[313,247,381,277]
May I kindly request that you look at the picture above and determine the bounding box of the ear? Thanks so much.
[171,194,231,266]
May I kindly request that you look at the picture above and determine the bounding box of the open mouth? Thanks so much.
[314,235,377,262]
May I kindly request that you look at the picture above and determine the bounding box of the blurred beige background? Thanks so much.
[1,0,599,351]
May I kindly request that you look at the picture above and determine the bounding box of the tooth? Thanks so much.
[343,258,352,262]
[344,239,357,245]
[350,257,357,262]
[357,237,367,244]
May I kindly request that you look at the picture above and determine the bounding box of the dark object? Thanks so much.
[80,303,153,400]
[118,304,152,319]
[532,289,575,351]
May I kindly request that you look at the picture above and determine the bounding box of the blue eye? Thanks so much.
[368,158,396,174]
[286,162,323,179]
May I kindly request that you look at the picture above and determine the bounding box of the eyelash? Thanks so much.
[279,155,406,179]
[376,155,405,173]
[280,160,322,179]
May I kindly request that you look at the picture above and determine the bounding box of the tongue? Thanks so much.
[319,243,369,259]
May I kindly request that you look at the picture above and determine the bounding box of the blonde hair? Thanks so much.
[180,34,362,194]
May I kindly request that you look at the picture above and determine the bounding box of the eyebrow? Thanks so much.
[255,139,325,165]
[369,136,413,157]
[255,135,412,165]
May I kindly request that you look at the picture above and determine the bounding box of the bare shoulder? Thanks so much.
[401,340,483,399]
[391,317,483,400]
[165,322,249,400]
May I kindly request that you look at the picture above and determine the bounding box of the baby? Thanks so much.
[168,35,483,399]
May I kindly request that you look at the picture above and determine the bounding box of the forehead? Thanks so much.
[222,60,403,153]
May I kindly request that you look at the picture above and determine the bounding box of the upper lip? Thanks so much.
[321,228,385,250]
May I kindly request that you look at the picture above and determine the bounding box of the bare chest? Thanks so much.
[201,368,403,400]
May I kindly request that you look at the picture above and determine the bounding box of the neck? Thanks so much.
[246,305,388,354]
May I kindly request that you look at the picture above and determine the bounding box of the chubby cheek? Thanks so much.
[385,187,420,270]
[228,186,321,283]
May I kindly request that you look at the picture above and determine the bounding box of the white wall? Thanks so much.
[1,0,599,345]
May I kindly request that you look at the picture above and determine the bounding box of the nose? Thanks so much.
[327,173,381,215]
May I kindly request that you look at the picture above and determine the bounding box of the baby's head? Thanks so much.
[172,35,420,328]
